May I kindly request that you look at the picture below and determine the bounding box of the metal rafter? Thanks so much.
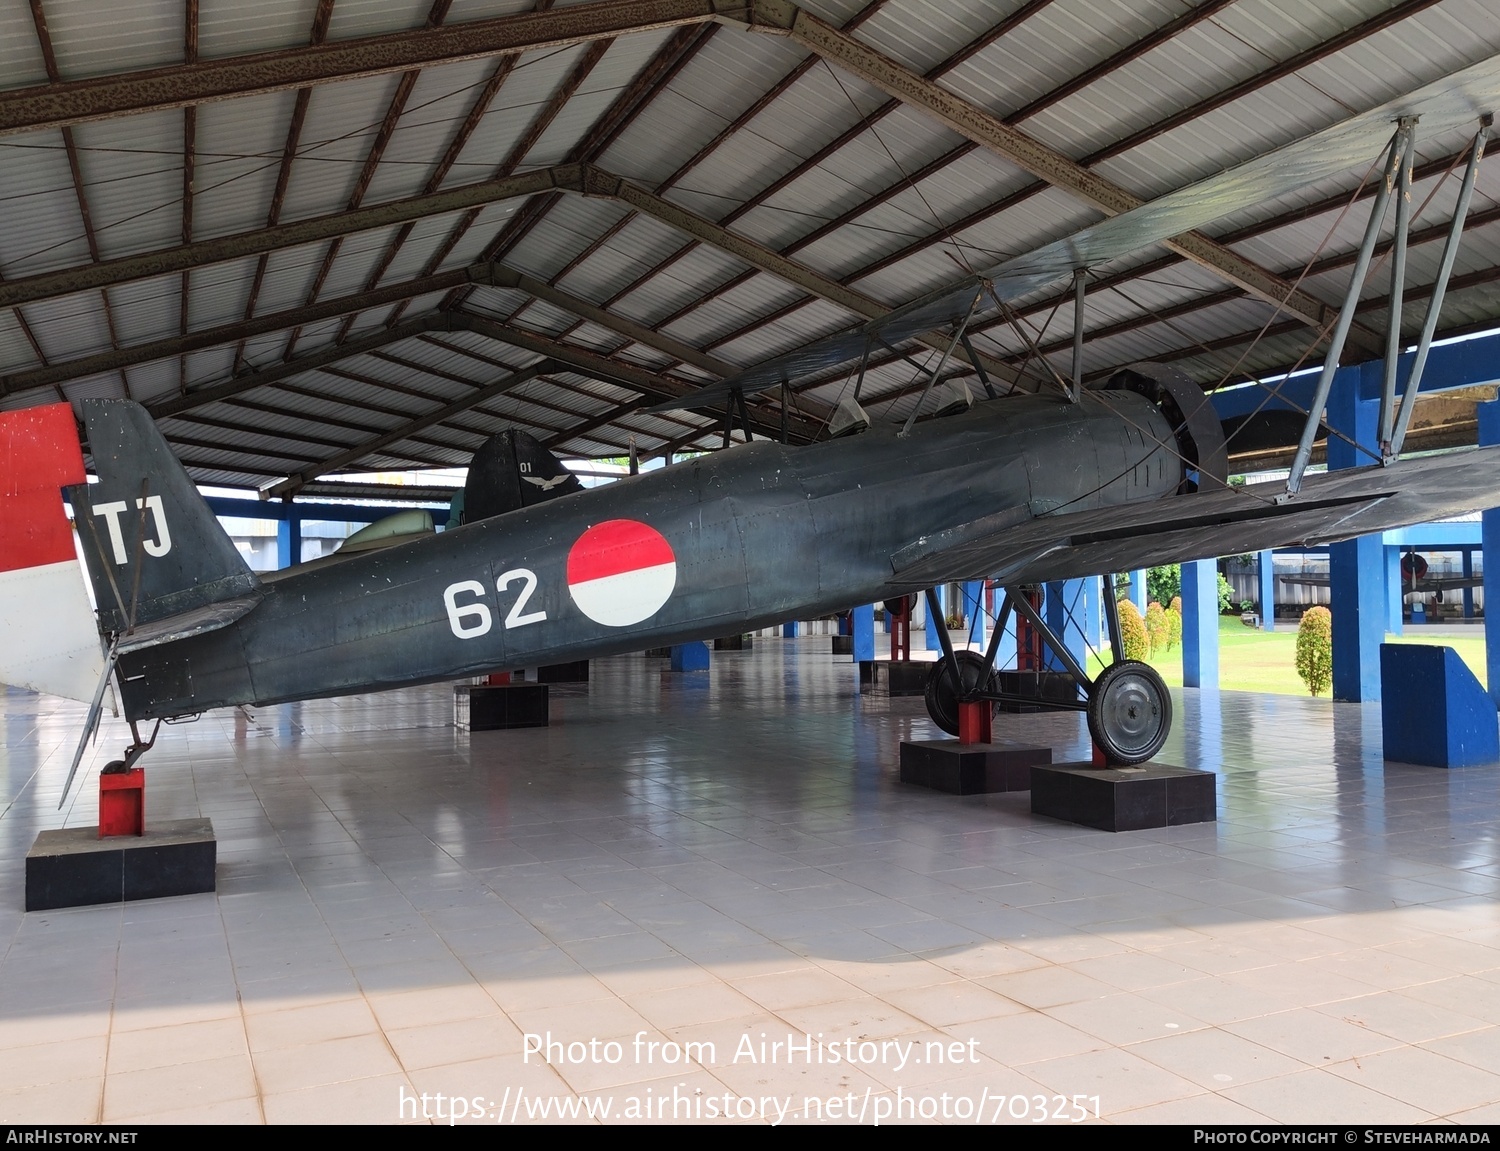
[284,0,456,359]
[269,360,551,495]
[0,0,729,136]
[28,0,135,399]
[179,0,198,393]
[722,0,1377,354]
[233,0,336,371]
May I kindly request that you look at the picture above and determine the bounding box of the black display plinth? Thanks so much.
[900,741,1052,794]
[714,635,752,650]
[997,670,1080,712]
[644,646,671,658]
[454,683,549,730]
[535,660,589,684]
[1030,762,1215,832]
[26,819,216,911]
[857,659,929,696]
[831,635,853,655]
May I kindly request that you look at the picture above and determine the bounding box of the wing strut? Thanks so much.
[1389,118,1490,458]
[1285,120,1414,497]
[900,284,984,437]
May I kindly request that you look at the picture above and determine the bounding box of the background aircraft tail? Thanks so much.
[0,403,109,702]
[461,428,583,524]
[68,400,259,634]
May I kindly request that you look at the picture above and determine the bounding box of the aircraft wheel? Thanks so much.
[883,594,916,617]
[924,651,998,736]
[1087,660,1171,766]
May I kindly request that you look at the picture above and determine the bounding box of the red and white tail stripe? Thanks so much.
[0,403,106,702]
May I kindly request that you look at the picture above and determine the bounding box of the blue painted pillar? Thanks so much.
[277,509,302,569]
[1328,363,1383,702]
[1463,548,1475,619]
[1259,550,1276,631]
[962,581,986,649]
[1181,559,1219,689]
[1128,570,1147,614]
[1480,400,1500,705]
[1082,575,1100,656]
[1385,547,1404,637]
[670,642,710,671]
[782,620,798,638]
[993,608,1017,669]
[1043,580,1088,672]
[852,604,875,662]
[925,585,945,652]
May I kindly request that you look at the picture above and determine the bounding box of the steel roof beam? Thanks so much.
[744,0,1370,351]
[0,163,1017,391]
[0,0,731,136]
[268,361,551,496]
[447,313,821,443]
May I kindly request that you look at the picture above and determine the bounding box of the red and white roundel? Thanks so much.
[566,519,677,627]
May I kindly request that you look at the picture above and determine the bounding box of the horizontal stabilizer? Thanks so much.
[115,593,262,655]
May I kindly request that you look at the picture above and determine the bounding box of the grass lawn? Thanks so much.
[1086,616,1489,696]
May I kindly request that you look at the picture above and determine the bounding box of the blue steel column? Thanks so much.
[1329,362,1384,702]
[1463,548,1475,619]
[852,604,875,662]
[1043,580,1088,672]
[925,585,945,652]
[1181,559,1219,689]
[1386,547,1404,637]
[1128,570,1147,613]
[962,581,986,649]
[1480,400,1500,706]
[276,507,302,569]
[1258,550,1275,631]
[782,620,798,638]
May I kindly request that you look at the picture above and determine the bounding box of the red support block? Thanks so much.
[99,769,145,838]
[957,699,992,745]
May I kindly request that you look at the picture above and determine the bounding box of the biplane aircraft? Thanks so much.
[4,55,1500,801]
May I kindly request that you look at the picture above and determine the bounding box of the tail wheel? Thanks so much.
[924,651,998,736]
[1087,660,1171,765]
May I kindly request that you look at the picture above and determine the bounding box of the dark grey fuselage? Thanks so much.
[116,391,1180,720]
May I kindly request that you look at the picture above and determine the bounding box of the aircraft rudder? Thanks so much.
[73,399,258,632]
[0,402,108,702]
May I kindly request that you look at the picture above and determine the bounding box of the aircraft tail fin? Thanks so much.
[0,403,109,702]
[69,400,259,634]
[461,429,583,524]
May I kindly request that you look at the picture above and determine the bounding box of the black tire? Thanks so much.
[924,651,998,736]
[1087,660,1171,765]
[883,594,916,618]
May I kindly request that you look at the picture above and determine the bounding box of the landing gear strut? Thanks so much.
[918,577,1174,765]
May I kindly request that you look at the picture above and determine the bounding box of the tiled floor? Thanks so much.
[2,636,1499,1124]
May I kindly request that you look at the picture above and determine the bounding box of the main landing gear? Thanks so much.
[920,578,1172,766]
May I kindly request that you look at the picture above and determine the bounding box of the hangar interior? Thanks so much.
[3,0,1500,1125]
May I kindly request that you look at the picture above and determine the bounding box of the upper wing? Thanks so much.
[648,54,1500,416]
[890,446,1500,587]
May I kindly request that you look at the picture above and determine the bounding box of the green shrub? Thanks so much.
[1145,601,1169,656]
[1165,605,1182,651]
[1116,599,1150,662]
[1295,606,1333,696]
[1147,565,1179,606]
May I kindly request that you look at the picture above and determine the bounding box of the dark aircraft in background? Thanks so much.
[3,60,1500,797]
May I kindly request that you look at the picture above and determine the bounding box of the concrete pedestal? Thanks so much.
[831,635,853,655]
[1030,762,1215,832]
[857,659,930,696]
[454,683,549,730]
[26,819,216,911]
[900,741,1052,794]
[535,660,589,684]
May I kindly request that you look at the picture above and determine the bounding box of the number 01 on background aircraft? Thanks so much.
[4,58,1500,792]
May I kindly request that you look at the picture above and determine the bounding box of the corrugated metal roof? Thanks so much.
[0,0,1498,486]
